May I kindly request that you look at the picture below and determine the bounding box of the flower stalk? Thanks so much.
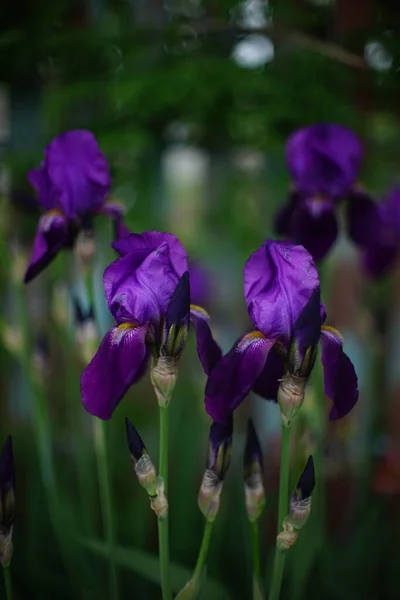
[2,566,13,600]
[268,424,291,600]
[157,405,172,600]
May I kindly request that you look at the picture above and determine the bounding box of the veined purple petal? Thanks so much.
[81,324,148,420]
[289,201,338,263]
[104,243,181,325]
[320,326,359,420]
[244,240,319,343]
[286,124,363,198]
[112,231,187,277]
[24,211,69,283]
[190,305,222,375]
[41,130,111,218]
[205,332,275,424]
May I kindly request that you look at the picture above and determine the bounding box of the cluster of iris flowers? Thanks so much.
[1,124,375,600]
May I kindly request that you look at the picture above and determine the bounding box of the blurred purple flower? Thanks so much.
[205,240,358,423]
[24,130,126,283]
[350,188,400,278]
[276,124,364,261]
[81,231,221,419]
[188,260,211,309]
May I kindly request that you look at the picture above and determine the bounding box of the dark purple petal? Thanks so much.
[244,240,319,343]
[112,231,187,277]
[205,332,275,423]
[287,287,321,377]
[274,191,301,236]
[24,211,70,283]
[244,419,263,481]
[190,306,222,375]
[0,436,15,530]
[294,455,315,501]
[207,416,233,480]
[37,130,111,219]
[189,261,211,309]
[289,201,338,262]
[252,345,286,400]
[286,124,362,198]
[0,437,14,493]
[104,243,181,325]
[362,243,398,279]
[161,271,190,359]
[125,418,147,464]
[320,326,359,420]
[347,190,380,247]
[81,324,148,420]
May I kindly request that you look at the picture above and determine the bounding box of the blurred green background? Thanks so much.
[2,0,400,598]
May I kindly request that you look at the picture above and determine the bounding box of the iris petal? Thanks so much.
[24,211,69,283]
[190,305,222,375]
[320,325,359,420]
[81,324,148,420]
[205,332,275,424]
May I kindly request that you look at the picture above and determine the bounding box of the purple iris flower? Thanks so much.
[205,240,358,424]
[80,231,221,419]
[350,188,400,278]
[24,130,126,283]
[275,123,364,262]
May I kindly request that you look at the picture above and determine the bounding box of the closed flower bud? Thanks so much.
[286,455,315,531]
[244,419,265,522]
[74,300,99,364]
[150,357,178,407]
[125,418,157,494]
[149,477,168,519]
[198,418,233,521]
[0,437,15,567]
[277,524,298,551]
[277,373,307,426]
[160,271,190,361]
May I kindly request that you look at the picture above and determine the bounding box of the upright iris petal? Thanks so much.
[275,123,363,262]
[25,130,126,283]
[205,239,359,424]
[81,231,220,419]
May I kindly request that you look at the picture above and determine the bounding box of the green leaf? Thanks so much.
[80,537,231,600]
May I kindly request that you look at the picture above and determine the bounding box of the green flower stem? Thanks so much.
[93,418,119,600]
[268,424,292,600]
[158,405,172,600]
[3,567,13,600]
[192,519,213,583]
[251,520,262,596]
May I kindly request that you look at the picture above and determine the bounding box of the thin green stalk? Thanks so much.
[193,519,213,582]
[268,424,291,600]
[3,567,13,600]
[158,405,172,600]
[93,418,119,600]
[251,520,262,594]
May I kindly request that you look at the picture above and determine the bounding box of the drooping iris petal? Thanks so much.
[347,190,380,247]
[112,231,187,277]
[320,326,359,420]
[43,130,111,218]
[81,324,148,420]
[362,243,398,279]
[286,124,363,198]
[252,345,286,401]
[244,240,319,343]
[289,201,339,263]
[205,332,275,424]
[190,306,222,375]
[24,211,70,283]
